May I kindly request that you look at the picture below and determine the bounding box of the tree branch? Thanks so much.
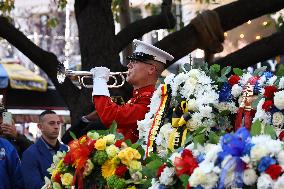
[0,16,80,109]
[212,29,284,69]
[115,0,175,53]
[154,0,284,67]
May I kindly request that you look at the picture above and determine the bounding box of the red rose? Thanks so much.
[174,156,198,176]
[279,131,284,141]
[63,153,72,165]
[156,164,167,177]
[264,86,278,99]
[228,75,240,86]
[115,165,128,177]
[262,100,273,112]
[115,140,123,148]
[265,164,282,180]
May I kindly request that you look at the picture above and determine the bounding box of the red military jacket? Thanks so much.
[93,85,155,143]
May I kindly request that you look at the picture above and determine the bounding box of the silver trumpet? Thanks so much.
[57,68,128,88]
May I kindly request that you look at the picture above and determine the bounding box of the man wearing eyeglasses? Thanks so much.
[90,39,174,143]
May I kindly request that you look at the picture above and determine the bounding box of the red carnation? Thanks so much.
[156,164,167,177]
[115,140,123,148]
[228,75,240,86]
[181,149,194,158]
[264,86,278,99]
[63,153,72,165]
[174,156,198,176]
[279,131,284,141]
[262,100,273,112]
[265,164,282,180]
[115,165,128,177]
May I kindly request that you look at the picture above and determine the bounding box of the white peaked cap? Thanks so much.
[131,39,174,64]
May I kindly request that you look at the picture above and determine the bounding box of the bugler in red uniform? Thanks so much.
[93,85,155,143]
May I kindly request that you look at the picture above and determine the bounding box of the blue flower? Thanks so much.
[219,82,232,102]
[196,154,205,163]
[257,156,276,172]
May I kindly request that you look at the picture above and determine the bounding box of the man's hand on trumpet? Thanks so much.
[90,67,111,97]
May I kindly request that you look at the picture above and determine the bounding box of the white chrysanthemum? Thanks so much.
[199,105,213,118]
[274,91,284,110]
[268,76,277,85]
[159,167,175,185]
[188,112,203,129]
[188,98,198,111]
[188,69,201,78]
[240,72,253,85]
[231,84,243,98]
[277,151,284,165]
[264,139,282,156]
[250,145,269,162]
[215,102,238,114]
[198,73,213,86]
[243,169,257,186]
[275,174,284,189]
[203,144,221,164]
[172,73,188,97]
[164,73,175,85]
[257,173,274,189]
[279,77,284,89]
[189,167,218,189]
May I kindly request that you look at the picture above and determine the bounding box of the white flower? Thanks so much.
[275,174,284,189]
[103,134,115,144]
[257,173,274,189]
[243,169,257,186]
[279,77,284,89]
[268,76,277,85]
[240,73,253,86]
[272,112,284,126]
[277,151,284,165]
[188,69,200,78]
[189,167,218,189]
[231,84,243,98]
[188,99,198,111]
[164,73,175,85]
[159,167,175,185]
[253,98,271,124]
[274,91,284,110]
[199,105,213,118]
[250,145,269,162]
[87,131,100,140]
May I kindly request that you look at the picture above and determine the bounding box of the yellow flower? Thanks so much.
[103,134,116,145]
[95,138,107,150]
[61,173,73,186]
[101,159,117,178]
[106,145,119,158]
[128,161,142,171]
[127,186,137,189]
[118,147,141,165]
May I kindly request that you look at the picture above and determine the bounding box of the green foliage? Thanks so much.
[142,159,163,178]
[47,18,59,28]
[276,64,284,77]
[233,68,244,76]
[264,125,277,139]
[250,120,262,136]
[208,131,220,144]
[253,66,267,76]
[179,174,190,188]
[69,131,77,140]
[57,0,67,10]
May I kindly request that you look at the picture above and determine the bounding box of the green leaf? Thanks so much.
[250,120,262,136]
[179,174,190,188]
[253,67,267,76]
[220,110,230,116]
[251,96,262,110]
[142,159,163,178]
[210,64,221,73]
[193,133,205,145]
[109,121,117,134]
[208,132,219,144]
[69,131,77,140]
[264,125,277,139]
[183,132,192,146]
[276,64,284,77]
[221,66,231,76]
[233,68,243,76]
[124,139,132,146]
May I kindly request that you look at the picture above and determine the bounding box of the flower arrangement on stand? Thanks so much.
[42,123,144,189]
